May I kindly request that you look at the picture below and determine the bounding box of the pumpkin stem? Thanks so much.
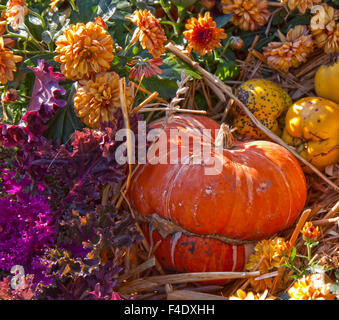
[215,123,235,149]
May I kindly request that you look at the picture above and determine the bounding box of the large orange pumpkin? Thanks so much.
[128,114,307,274]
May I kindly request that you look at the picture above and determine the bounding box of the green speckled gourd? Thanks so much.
[233,79,293,139]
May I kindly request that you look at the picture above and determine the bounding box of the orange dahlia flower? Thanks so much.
[0,36,22,84]
[73,72,133,128]
[246,237,288,292]
[221,0,270,31]
[183,12,227,56]
[54,20,114,81]
[127,9,167,58]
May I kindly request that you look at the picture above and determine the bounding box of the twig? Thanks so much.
[117,78,133,209]
[268,1,284,6]
[167,290,227,300]
[200,79,213,111]
[119,271,260,293]
[312,217,339,226]
[130,81,168,104]
[131,91,160,115]
[271,209,312,293]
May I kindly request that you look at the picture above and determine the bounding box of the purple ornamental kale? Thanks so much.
[0,171,55,286]
[27,59,67,122]
[0,59,66,147]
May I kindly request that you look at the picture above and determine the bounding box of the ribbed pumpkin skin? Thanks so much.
[128,114,307,272]
[142,226,253,273]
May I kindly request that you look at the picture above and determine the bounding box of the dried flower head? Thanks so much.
[127,9,167,58]
[74,72,133,128]
[221,0,270,31]
[310,4,339,54]
[129,57,163,82]
[5,0,28,31]
[0,36,22,84]
[229,289,273,300]
[301,221,320,241]
[288,273,336,300]
[183,12,227,56]
[281,0,322,14]
[54,20,114,80]
[2,88,19,102]
[246,237,288,292]
[263,25,314,72]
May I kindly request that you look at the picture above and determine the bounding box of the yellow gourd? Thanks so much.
[314,61,339,105]
[233,79,292,139]
[282,97,339,170]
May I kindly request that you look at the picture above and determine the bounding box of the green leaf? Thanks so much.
[290,246,297,263]
[309,241,319,248]
[282,14,311,33]
[330,282,339,294]
[170,0,198,8]
[142,78,177,100]
[161,56,202,80]
[44,84,84,143]
[255,33,276,51]
[214,14,232,28]
[69,0,110,24]
[215,59,239,81]
[23,53,58,71]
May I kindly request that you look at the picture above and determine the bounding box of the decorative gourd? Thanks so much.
[282,97,339,170]
[233,79,292,139]
[128,114,307,274]
[314,60,339,104]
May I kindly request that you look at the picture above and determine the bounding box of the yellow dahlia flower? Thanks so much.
[74,72,133,128]
[54,20,114,81]
[221,0,270,31]
[246,237,288,292]
[183,12,227,56]
[5,0,28,31]
[127,9,167,58]
[288,274,336,300]
[263,25,314,72]
[0,36,22,84]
